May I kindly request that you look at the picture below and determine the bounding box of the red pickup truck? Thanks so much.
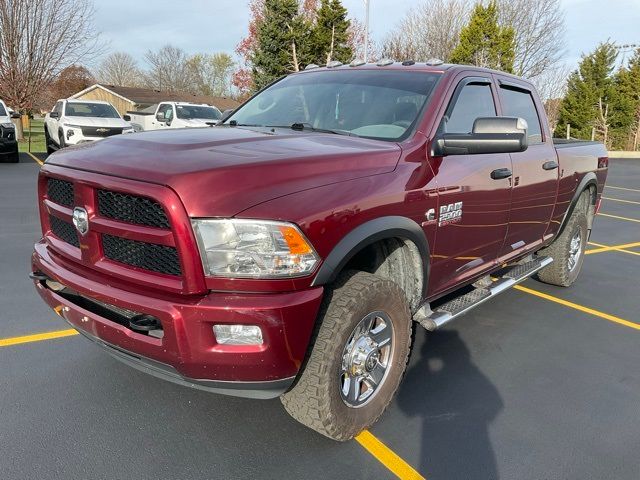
[32,62,608,441]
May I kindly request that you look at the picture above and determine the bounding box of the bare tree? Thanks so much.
[381,0,469,61]
[143,45,194,92]
[497,0,566,78]
[97,52,141,87]
[186,53,235,97]
[0,0,99,138]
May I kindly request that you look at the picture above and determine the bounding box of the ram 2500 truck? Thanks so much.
[31,62,608,441]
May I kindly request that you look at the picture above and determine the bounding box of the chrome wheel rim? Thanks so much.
[568,230,582,272]
[340,311,394,408]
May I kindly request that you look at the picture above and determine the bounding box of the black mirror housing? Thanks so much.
[433,116,528,156]
[10,112,20,119]
[123,114,131,121]
[49,111,59,119]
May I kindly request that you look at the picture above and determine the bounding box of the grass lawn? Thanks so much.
[18,118,46,154]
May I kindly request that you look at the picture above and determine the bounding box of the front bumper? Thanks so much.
[32,240,324,398]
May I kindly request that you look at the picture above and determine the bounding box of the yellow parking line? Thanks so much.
[355,430,425,480]
[0,329,78,347]
[602,196,640,205]
[25,151,44,166]
[585,241,640,256]
[514,285,640,331]
[606,185,640,193]
[597,213,640,224]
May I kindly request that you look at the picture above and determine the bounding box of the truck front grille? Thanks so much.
[49,215,79,247]
[98,190,170,229]
[47,178,74,207]
[102,234,181,276]
[81,127,123,138]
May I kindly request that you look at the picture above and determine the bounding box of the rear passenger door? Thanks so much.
[428,76,513,297]
[495,77,559,260]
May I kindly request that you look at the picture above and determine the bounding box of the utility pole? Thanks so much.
[363,0,370,62]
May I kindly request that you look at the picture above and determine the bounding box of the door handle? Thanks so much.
[543,160,559,170]
[490,168,512,180]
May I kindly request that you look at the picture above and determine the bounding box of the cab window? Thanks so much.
[499,86,543,143]
[440,82,496,134]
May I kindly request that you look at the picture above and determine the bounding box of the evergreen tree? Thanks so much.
[609,49,640,149]
[449,1,515,73]
[554,42,617,141]
[310,0,352,65]
[252,0,304,90]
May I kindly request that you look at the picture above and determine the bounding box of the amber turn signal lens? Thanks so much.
[279,225,313,255]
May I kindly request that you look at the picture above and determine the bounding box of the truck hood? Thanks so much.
[46,126,402,217]
[62,116,131,128]
[0,115,10,124]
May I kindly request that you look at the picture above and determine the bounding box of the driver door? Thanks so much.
[427,76,513,297]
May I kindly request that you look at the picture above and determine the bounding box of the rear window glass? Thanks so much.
[499,87,543,143]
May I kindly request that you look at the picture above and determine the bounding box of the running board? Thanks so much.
[415,256,553,331]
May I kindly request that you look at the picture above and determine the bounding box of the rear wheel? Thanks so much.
[281,271,412,441]
[537,191,590,287]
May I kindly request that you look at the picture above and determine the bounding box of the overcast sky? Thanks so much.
[93,0,640,72]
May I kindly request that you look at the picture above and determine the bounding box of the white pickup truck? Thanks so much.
[0,99,19,163]
[123,102,222,132]
[44,99,134,154]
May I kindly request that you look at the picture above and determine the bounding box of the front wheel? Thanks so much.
[281,271,412,441]
[45,128,55,155]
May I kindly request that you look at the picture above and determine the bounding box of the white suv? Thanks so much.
[44,99,134,153]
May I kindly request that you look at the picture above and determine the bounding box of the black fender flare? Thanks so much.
[310,216,430,298]
[556,172,598,238]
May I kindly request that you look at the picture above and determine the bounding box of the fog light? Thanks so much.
[213,324,263,345]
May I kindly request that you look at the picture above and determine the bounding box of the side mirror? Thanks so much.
[10,112,20,119]
[49,111,59,119]
[123,114,131,121]
[155,113,165,123]
[433,117,528,156]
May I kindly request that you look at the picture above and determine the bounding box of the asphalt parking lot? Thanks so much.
[1,153,639,480]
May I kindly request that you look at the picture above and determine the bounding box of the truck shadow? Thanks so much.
[396,328,503,479]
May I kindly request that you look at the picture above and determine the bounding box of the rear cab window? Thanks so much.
[498,86,543,144]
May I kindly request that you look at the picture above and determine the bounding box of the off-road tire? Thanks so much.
[537,191,590,287]
[281,271,412,441]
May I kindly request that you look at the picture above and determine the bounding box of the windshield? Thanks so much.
[176,105,221,120]
[225,69,441,141]
[0,104,6,116]
[65,102,120,119]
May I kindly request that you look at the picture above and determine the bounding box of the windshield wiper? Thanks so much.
[266,123,355,136]
[228,120,264,127]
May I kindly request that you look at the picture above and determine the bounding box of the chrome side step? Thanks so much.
[415,256,553,331]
